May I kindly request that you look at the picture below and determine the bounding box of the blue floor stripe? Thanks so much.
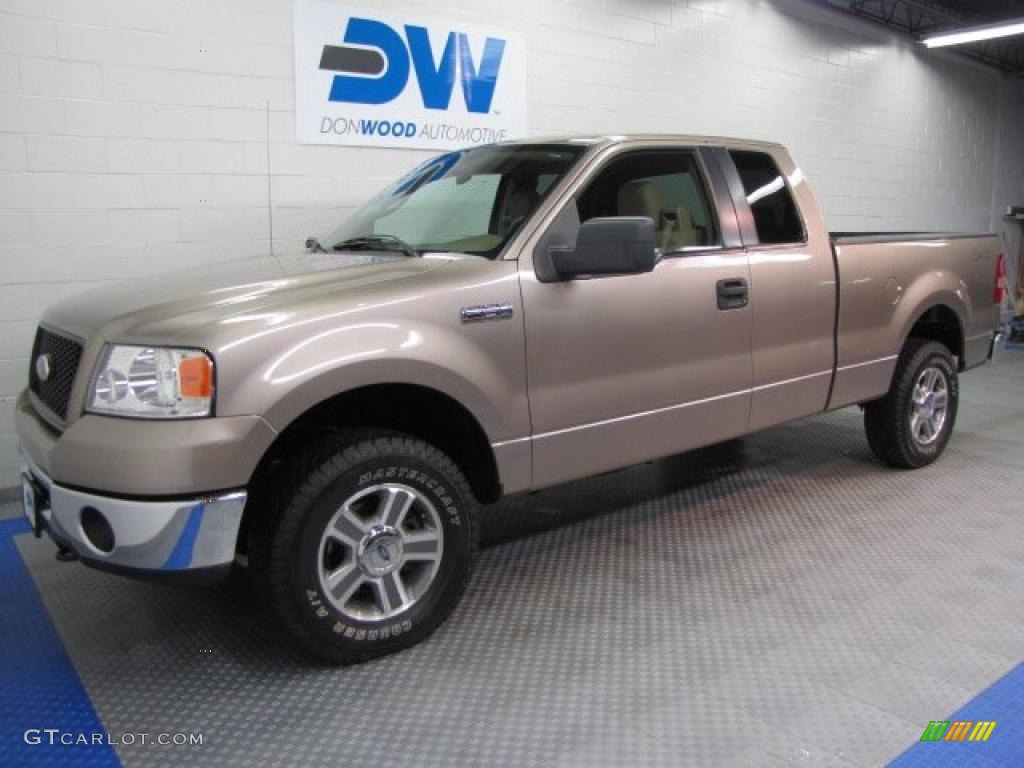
[888,662,1024,767]
[0,517,120,767]
[2,505,1021,767]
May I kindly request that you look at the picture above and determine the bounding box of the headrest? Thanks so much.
[508,186,537,220]
[617,180,665,221]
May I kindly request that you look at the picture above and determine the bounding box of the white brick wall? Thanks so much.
[1,0,1023,490]
[992,77,1024,293]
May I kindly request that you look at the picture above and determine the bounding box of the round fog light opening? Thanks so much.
[80,506,115,553]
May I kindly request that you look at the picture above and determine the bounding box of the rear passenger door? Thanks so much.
[716,148,837,430]
[520,147,754,489]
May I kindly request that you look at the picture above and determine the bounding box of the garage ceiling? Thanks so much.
[823,0,1024,75]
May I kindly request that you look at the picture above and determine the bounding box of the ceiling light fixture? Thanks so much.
[922,18,1024,48]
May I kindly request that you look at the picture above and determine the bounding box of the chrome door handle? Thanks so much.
[460,304,514,323]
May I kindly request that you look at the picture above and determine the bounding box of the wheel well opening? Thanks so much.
[243,385,501,556]
[909,305,963,368]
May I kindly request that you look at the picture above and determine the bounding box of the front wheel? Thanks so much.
[266,432,477,664]
[864,339,959,468]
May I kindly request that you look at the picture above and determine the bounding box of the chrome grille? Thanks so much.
[28,326,83,422]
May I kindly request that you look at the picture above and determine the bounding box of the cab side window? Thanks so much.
[729,150,804,244]
[576,151,720,252]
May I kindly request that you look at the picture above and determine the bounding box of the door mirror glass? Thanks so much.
[550,217,658,280]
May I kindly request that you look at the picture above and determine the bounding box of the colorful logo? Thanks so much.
[920,720,997,742]
[321,18,505,114]
[294,1,525,148]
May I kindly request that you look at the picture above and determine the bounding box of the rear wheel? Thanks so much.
[265,431,477,664]
[864,339,959,468]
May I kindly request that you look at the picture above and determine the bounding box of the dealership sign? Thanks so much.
[293,0,527,149]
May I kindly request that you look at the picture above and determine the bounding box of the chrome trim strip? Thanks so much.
[836,354,898,372]
[497,370,834,448]
[990,331,1006,365]
[499,360,900,449]
[491,435,531,449]
[751,369,832,393]
[531,386,750,442]
[832,232,998,245]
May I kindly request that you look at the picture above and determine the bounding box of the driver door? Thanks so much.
[519,147,754,489]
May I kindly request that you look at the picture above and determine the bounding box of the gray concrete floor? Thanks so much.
[6,350,1024,767]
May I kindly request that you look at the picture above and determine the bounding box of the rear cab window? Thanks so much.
[729,150,805,245]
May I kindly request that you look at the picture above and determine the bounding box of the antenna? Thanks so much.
[266,100,275,258]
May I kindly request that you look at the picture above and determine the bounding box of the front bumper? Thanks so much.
[16,390,277,496]
[21,455,246,578]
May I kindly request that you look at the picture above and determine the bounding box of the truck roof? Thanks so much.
[498,134,787,150]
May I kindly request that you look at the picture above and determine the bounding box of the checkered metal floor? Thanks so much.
[6,352,1024,767]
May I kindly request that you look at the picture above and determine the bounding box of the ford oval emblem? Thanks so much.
[35,353,51,382]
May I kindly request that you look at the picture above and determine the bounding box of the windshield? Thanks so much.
[321,144,584,259]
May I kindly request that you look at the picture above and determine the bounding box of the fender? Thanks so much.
[214,264,530,449]
[895,286,968,357]
[831,247,971,410]
[260,355,512,444]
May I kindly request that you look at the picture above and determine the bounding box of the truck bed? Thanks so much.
[827,230,1000,411]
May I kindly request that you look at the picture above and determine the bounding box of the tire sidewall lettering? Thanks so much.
[301,458,465,642]
[356,465,462,526]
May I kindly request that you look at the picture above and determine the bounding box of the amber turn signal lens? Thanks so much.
[179,356,213,398]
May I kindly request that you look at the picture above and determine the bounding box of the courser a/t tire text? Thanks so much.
[266,431,477,664]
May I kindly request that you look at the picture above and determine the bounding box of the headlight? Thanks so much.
[87,345,214,419]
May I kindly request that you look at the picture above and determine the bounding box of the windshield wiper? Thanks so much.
[304,236,327,254]
[332,234,420,258]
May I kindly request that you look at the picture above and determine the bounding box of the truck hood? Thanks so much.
[43,251,455,342]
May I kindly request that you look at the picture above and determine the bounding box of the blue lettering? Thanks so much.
[329,18,409,105]
[355,119,417,137]
[458,34,505,114]
[325,17,506,114]
[405,26,457,110]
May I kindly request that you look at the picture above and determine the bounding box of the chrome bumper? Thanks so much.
[990,330,1007,365]
[21,455,246,574]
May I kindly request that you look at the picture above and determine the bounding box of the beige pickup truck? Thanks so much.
[18,135,1005,663]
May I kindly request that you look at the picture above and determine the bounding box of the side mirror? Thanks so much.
[550,217,658,280]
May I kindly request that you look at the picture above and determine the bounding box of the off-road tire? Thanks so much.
[265,431,477,664]
[864,339,959,469]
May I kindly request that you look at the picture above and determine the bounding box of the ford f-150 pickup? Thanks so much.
[18,135,1006,663]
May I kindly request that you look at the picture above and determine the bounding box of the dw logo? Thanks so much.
[319,17,506,114]
[294,1,524,148]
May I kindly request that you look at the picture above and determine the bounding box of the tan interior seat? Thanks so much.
[662,206,700,249]
[617,180,665,222]
[499,184,539,236]
[617,180,700,251]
